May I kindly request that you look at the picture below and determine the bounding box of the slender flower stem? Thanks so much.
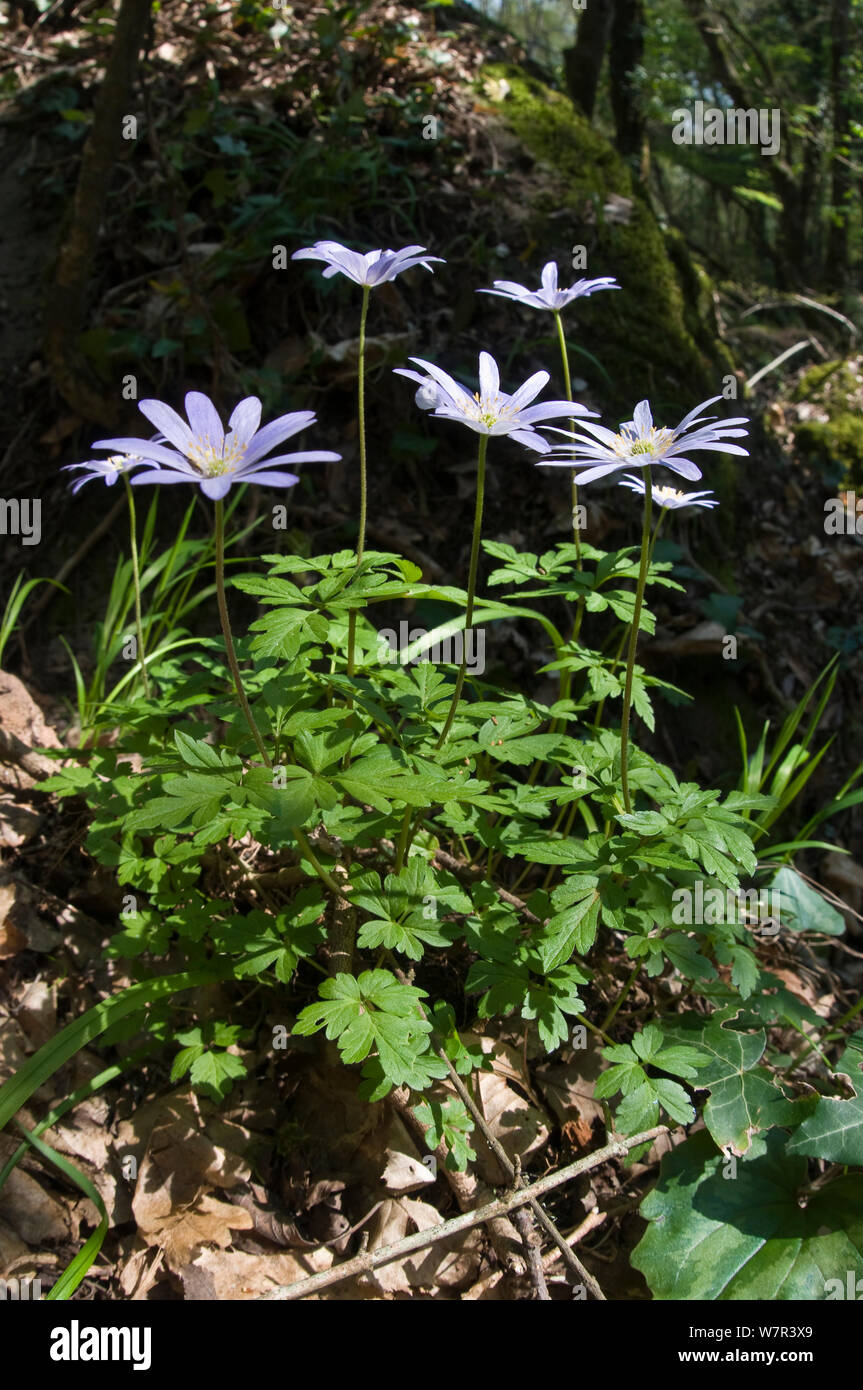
[394,805,413,874]
[214,500,271,767]
[646,506,668,570]
[553,309,587,739]
[214,500,345,900]
[553,310,581,565]
[600,960,641,1034]
[594,507,668,734]
[436,433,488,749]
[347,284,371,680]
[122,475,150,698]
[619,464,653,813]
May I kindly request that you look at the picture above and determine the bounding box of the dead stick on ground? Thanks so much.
[434,1040,605,1299]
[512,1203,550,1300]
[389,957,604,1296]
[261,1128,666,1301]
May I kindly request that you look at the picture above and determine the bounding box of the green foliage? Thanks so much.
[633,1129,863,1300]
[414,1098,477,1171]
[171,1022,249,1102]
[294,970,440,1093]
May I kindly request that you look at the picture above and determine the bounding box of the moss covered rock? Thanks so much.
[790,357,863,487]
[479,67,736,418]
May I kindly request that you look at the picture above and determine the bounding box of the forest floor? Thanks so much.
[0,0,862,1301]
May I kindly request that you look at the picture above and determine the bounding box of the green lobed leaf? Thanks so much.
[633,1128,863,1300]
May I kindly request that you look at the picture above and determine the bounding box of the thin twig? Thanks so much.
[541,1209,607,1269]
[260,1128,666,1300]
[512,1204,550,1299]
[433,1039,605,1299]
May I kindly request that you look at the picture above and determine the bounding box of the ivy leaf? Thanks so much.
[633,1128,863,1300]
[787,1030,863,1166]
[663,1015,805,1155]
[769,865,846,937]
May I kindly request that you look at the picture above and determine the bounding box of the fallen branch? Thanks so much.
[432,1040,605,1299]
[745,339,813,391]
[261,1128,666,1300]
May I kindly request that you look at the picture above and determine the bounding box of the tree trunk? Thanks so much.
[563,0,614,121]
[43,0,152,425]
[681,0,808,287]
[826,0,851,284]
[609,0,649,180]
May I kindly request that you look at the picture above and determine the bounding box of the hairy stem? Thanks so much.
[553,309,582,565]
[347,284,371,680]
[619,465,653,813]
[214,501,344,900]
[214,499,271,767]
[436,433,488,748]
[600,960,641,1034]
[122,474,150,698]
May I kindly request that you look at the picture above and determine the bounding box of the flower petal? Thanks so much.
[242,411,317,465]
[511,429,550,452]
[675,395,723,433]
[632,400,653,435]
[137,400,194,453]
[242,451,340,470]
[406,358,473,411]
[227,397,263,447]
[660,456,703,480]
[478,352,500,399]
[91,437,195,470]
[487,280,531,297]
[130,468,198,486]
[200,475,234,500]
[185,392,225,449]
[232,469,300,489]
[517,400,587,425]
[507,370,550,411]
